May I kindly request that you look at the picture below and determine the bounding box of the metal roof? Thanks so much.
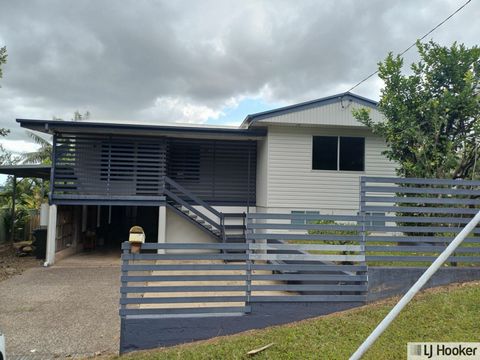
[0,164,51,179]
[241,92,378,127]
[16,119,266,140]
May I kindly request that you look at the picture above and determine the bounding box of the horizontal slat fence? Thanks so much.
[361,176,480,265]
[245,213,368,303]
[120,242,250,317]
[120,226,368,318]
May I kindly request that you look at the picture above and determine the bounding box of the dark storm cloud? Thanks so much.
[0,0,478,142]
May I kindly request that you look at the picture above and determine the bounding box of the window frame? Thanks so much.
[312,135,365,172]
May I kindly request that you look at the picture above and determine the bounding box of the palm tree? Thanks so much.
[21,131,52,164]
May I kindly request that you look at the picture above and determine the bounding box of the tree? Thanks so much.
[0,46,10,164]
[21,110,91,164]
[72,110,90,121]
[21,131,52,164]
[353,41,480,179]
[0,177,46,241]
[0,46,6,82]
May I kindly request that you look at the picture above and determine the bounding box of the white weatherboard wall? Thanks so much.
[256,100,384,127]
[166,207,213,244]
[165,206,254,244]
[256,138,269,208]
[257,125,396,212]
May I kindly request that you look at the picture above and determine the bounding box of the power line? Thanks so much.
[346,0,472,93]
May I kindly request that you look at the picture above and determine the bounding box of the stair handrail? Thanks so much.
[163,176,225,239]
[163,176,222,218]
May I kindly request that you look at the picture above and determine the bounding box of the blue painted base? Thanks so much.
[120,302,362,354]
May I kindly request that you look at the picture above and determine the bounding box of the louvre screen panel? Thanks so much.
[52,134,256,205]
[53,134,167,198]
[167,138,256,205]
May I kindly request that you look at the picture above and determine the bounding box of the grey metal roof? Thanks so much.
[0,164,51,179]
[16,119,267,140]
[241,91,378,127]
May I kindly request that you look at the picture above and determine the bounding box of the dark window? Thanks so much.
[312,136,337,170]
[312,136,365,171]
[339,137,365,171]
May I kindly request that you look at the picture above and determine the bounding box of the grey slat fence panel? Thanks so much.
[361,176,480,265]
[245,212,368,303]
[120,222,369,320]
[120,242,250,318]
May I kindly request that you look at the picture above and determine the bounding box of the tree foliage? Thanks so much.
[0,177,47,240]
[72,110,90,121]
[353,41,480,179]
[0,46,10,164]
[0,46,6,83]
[21,131,52,164]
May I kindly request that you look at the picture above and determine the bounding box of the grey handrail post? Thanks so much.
[245,219,252,309]
[120,242,130,318]
[221,214,226,243]
[350,209,480,360]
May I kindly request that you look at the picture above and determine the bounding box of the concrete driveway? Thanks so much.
[0,251,120,359]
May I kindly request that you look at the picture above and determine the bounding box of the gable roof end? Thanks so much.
[241,91,378,128]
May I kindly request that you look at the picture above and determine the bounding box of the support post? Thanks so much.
[81,205,88,232]
[157,205,166,254]
[10,175,16,242]
[350,209,480,360]
[45,204,58,266]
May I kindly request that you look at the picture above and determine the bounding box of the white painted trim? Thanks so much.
[45,204,57,266]
[157,205,166,254]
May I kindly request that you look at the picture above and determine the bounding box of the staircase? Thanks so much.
[163,176,246,243]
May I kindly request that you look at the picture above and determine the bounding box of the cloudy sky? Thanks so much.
[0,0,478,154]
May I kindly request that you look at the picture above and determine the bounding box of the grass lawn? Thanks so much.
[113,281,480,360]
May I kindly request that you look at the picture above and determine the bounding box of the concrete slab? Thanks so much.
[0,252,120,359]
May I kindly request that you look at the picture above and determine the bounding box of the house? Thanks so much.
[14,92,396,264]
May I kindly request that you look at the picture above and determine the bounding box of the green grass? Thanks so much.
[113,281,480,360]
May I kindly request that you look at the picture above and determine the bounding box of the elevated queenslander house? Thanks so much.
[16,92,396,264]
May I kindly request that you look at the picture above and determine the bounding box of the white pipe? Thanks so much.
[45,204,58,266]
[350,209,480,360]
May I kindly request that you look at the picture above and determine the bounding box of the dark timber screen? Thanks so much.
[53,134,167,203]
[52,133,256,205]
[167,138,256,205]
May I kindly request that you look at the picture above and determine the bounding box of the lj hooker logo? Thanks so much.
[408,343,480,359]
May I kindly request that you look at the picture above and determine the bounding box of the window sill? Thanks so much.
[310,169,366,174]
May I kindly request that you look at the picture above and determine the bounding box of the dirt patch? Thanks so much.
[0,244,42,282]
